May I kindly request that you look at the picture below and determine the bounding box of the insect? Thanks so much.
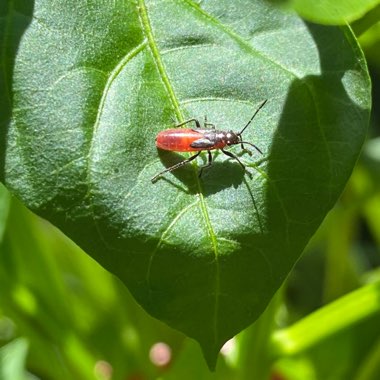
[151,99,267,182]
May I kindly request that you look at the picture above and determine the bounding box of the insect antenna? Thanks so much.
[239,99,268,136]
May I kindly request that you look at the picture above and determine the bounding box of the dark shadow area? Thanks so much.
[0,0,35,181]
[265,21,371,284]
[368,64,380,136]
[154,148,252,195]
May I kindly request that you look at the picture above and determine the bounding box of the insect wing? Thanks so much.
[190,138,215,149]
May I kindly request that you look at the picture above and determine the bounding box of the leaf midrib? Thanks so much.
[137,0,221,344]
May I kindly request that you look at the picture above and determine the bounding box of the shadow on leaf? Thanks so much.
[155,149,255,195]
[0,1,35,180]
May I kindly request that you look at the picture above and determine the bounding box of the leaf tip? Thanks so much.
[199,341,222,372]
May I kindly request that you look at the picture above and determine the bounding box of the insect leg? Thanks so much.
[151,152,201,182]
[240,141,263,155]
[198,150,213,177]
[221,148,246,170]
[174,118,201,129]
[203,115,216,129]
[239,142,250,155]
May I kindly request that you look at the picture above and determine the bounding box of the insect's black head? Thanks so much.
[225,131,240,146]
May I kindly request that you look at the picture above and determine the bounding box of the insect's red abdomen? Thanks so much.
[156,129,207,152]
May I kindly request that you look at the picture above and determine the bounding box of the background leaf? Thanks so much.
[289,0,380,25]
[0,338,29,380]
[1,0,371,367]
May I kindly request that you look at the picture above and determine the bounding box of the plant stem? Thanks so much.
[271,281,380,356]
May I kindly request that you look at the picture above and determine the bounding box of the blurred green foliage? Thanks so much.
[289,0,380,24]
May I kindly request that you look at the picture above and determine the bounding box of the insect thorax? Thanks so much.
[202,130,238,145]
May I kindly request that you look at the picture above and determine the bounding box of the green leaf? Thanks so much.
[351,4,380,36]
[272,281,380,356]
[1,0,371,368]
[271,281,380,379]
[0,338,29,380]
[289,0,380,25]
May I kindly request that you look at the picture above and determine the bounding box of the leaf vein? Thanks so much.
[138,0,221,346]
[85,40,148,249]
[145,200,200,292]
[302,80,333,201]
[183,0,297,79]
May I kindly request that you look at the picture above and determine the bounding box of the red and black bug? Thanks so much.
[151,99,267,182]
